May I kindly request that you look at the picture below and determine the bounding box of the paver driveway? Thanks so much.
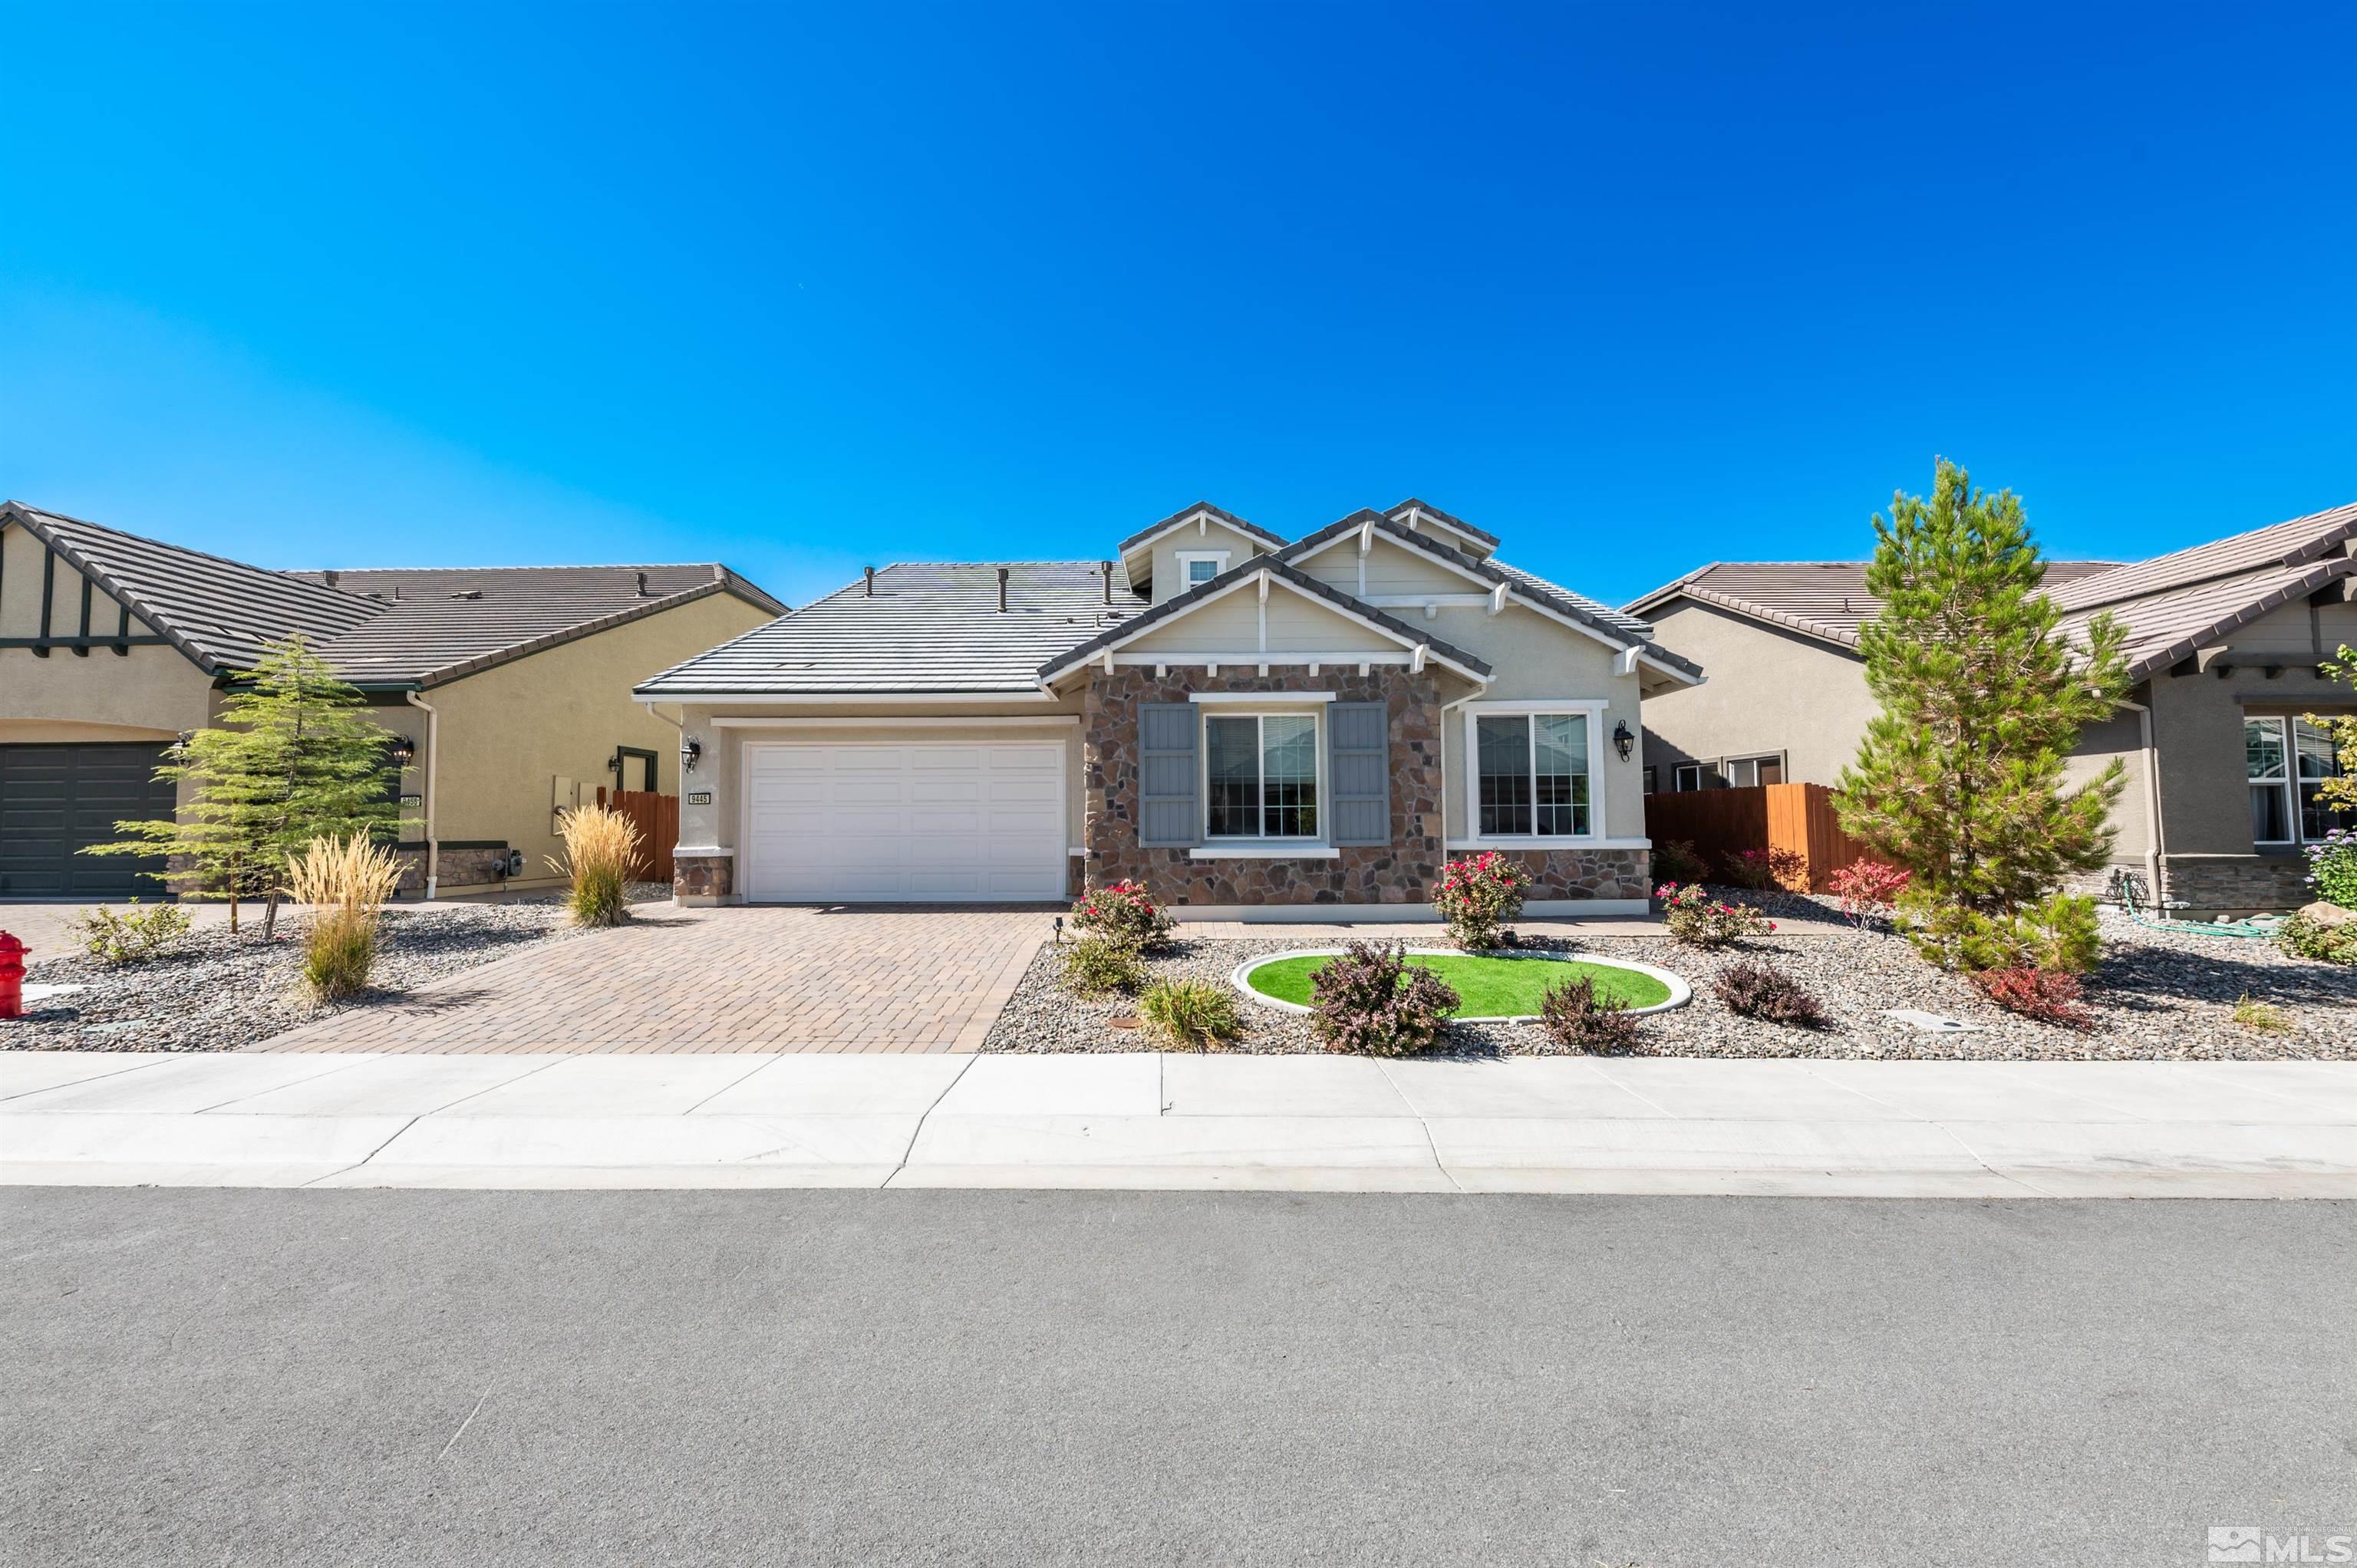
[246,906,1052,1055]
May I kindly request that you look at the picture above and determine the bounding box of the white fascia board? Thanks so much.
[1110,650,1411,667]
[710,715,1080,728]
[1041,569,1488,684]
[635,689,1060,705]
[1294,531,1494,593]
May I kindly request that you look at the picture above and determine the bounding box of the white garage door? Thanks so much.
[743,742,1067,903]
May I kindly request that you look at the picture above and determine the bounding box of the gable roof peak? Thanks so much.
[1116,501,1287,557]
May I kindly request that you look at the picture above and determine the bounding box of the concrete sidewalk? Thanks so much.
[2,1050,2352,1197]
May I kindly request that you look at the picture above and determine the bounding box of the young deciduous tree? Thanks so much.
[1834,460,2131,971]
[2306,645,2357,815]
[85,635,404,936]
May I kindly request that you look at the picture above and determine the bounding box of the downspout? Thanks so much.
[404,690,440,901]
[2117,695,2164,908]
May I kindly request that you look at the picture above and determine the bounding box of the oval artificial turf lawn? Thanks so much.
[1244,953,1673,1017]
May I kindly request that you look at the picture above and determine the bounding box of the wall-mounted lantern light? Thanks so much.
[1612,720,1635,761]
[387,733,418,769]
[680,735,704,773]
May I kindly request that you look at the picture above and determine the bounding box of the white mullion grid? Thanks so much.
[2251,714,2295,845]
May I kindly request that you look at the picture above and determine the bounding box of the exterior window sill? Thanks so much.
[1190,843,1342,860]
[1446,836,1651,852]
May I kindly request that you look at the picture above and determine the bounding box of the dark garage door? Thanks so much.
[0,743,180,898]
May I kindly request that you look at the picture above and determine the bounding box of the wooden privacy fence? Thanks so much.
[1642,782,1870,892]
[595,787,679,884]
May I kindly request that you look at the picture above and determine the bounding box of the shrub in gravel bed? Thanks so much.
[1970,967,2094,1029]
[1070,880,1175,954]
[1721,848,1806,891]
[2278,911,2357,966]
[1539,975,1639,1053]
[1650,839,1709,885]
[2305,828,2357,908]
[1432,852,1532,950]
[1312,942,1459,1056]
[1061,935,1145,996]
[1138,978,1242,1051]
[1828,859,1910,929]
[1713,959,1827,1027]
[1658,883,1775,949]
[69,901,192,964]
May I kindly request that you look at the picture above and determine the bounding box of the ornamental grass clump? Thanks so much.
[1712,958,1827,1028]
[1310,941,1459,1056]
[1070,880,1175,954]
[1538,974,1640,1054]
[1061,934,1146,996]
[547,804,641,928]
[1432,851,1531,950]
[1656,882,1774,950]
[284,833,405,1001]
[1137,977,1243,1051]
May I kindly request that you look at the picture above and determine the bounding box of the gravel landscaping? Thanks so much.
[984,891,2357,1059]
[1,889,666,1053]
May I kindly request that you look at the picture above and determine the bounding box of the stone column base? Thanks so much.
[674,850,734,906]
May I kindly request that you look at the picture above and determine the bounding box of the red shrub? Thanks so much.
[1827,859,1910,927]
[1970,967,2095,1029]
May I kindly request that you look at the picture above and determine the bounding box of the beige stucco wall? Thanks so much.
[414,591,777,890]
[1124,583,1400,658]
[1138,519,1271,605]
[1637,599,1877,786]
[1291,535,1480,600]
[0,522,215,744]
[1426,601,1650,843]
[666,696,1091,869]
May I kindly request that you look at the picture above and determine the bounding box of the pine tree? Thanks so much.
[1834,460,2131,970]
[85,635,404,935]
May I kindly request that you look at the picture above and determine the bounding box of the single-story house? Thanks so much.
[1627,501,2357,915]
[0,502,784,899]
[635,499,1704,918]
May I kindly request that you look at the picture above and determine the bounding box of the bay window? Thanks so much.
[1473,710,1593,838]
[2247,715,2351,846]
[1207,713,1319,838]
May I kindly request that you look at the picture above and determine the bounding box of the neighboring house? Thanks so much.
[1628,502,2357,914]
[0,502,784,899]
[636,499,1703,917]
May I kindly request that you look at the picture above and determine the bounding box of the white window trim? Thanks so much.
[1461,700,1607,845]
[1202,709,1326,845]
[1175,549,1231,588]
[1189,844,1342,860]
[2248,715,2296,845]
[1673,763,1703,793]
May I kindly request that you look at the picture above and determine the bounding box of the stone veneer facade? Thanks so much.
[674,852,733,901]
[1081,667,1647,908]
[391,844,512,894]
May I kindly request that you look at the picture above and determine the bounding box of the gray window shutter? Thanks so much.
[1327,700,1390,846]
[1138,702,1201,848]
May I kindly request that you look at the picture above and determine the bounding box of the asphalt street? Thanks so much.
[2,1188,2352,1567]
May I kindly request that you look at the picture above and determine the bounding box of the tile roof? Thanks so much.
[635,560,1139,696]
[1116,502,1287,555]
[1624,558,2123,649]
[2,502,783,687]
[2058,556,2357,678]
[1383,497,1499,550]
[1036,553,1494,684]
[2049,502,2357,613]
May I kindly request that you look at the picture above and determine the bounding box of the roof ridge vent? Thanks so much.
[450,589,483,600]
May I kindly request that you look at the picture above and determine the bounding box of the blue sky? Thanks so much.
[3,3,2350,611]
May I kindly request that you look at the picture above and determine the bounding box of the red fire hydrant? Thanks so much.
[0,931,24,1021]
